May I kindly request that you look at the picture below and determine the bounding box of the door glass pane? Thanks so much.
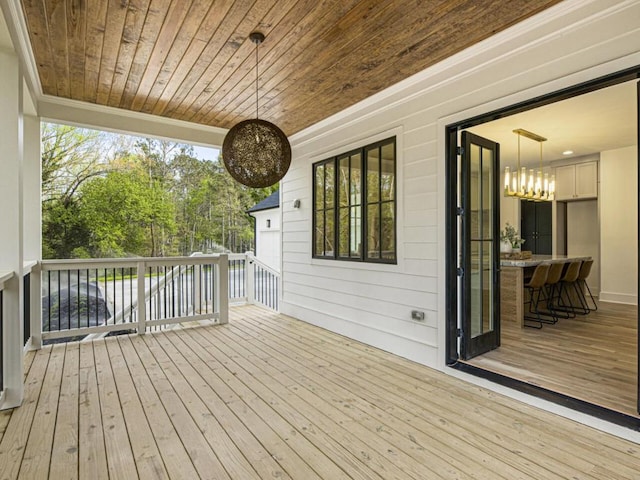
[470,144,495,339]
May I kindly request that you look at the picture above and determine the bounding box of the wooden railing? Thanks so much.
[247,255,280,311]
[37,255,228,344]
[25,252,279,347]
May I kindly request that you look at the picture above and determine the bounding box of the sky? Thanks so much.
[193,145,220,162]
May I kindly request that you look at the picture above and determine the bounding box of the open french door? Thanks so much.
[460,131,501,359]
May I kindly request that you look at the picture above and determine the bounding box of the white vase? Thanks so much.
[512,246,521,253]
[500,241,512,254]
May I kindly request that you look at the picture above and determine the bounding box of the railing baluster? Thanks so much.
[137,261,146,334]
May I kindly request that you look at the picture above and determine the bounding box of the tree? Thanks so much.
[41,123,276,258]
[41,123,121,258]
[79,170,176,257]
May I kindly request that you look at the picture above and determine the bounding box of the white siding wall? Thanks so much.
[252,208,281,272]
[280,0,640,368]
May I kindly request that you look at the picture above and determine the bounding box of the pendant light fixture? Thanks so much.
[503,128,555,201]
[222,32,291,188]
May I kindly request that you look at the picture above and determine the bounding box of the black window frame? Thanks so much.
[312,136,397,264]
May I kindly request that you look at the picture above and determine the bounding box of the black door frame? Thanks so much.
[445,65,640,430]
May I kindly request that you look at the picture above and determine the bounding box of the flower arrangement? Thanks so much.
[500,222,525,248]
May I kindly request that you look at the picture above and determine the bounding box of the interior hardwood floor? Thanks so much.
[1,305,639,479]
[466,301,639,418]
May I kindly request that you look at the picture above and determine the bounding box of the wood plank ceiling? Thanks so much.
[21,0,562,136]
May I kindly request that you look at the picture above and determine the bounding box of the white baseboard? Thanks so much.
[598,291,637,305]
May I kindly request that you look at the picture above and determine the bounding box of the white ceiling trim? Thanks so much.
[39,94,228,147]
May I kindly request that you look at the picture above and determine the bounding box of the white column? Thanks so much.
[0,49,25,409]
[24,114,42,349]
[23,115,41,263]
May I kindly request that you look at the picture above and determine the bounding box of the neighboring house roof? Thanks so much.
[247,191,279,214]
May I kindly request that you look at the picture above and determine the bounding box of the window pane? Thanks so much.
[315,164,325,210]
[338,157,349,207]
[367,204,380,259]
[315,210,325,256]
[367,149,380,203]
[350,206,361,257]
[381,202,395,260]
[350,153,361,205]
[338,208,349,258]
[325,208,335,256]
[325,162,335,208]
[381,142,395,201]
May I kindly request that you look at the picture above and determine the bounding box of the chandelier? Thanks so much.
[504,128,555,201]
[222,32,292,188]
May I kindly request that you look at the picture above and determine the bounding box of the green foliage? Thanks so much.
[42,122,276,259]
[79,170,176,257]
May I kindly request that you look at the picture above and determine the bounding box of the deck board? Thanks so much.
[0,305,638,479]
[49,342,79,480]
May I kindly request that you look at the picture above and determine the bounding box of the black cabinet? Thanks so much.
[521,201,552,254]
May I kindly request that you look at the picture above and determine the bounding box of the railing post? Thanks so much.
[217,254,229,324]
[245,251,255,306]
[137,261,146,334]
[0,273,23,410]
[30,264,42,349]
[193,263,202,314]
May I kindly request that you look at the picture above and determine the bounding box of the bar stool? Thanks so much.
[524,263,551,329]
[542,262,567,322]
[555,260,582,316]
[576,259,598,312]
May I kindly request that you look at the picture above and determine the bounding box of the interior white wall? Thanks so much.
[600,145,638,304]
[566,200,600,294]
[282,0,640,368]
[500,192,519,235]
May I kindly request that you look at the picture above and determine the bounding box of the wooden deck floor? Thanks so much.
[0,305,639,479]
[467,301,638,418]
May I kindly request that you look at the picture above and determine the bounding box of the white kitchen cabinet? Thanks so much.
[554,161,598,200]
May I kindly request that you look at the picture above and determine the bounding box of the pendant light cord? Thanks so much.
[255,39,259,120]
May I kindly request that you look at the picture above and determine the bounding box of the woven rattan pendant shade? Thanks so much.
[222,32,291,188]
[222,119,291,188]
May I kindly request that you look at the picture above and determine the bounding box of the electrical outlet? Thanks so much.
[411,310,425,321]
